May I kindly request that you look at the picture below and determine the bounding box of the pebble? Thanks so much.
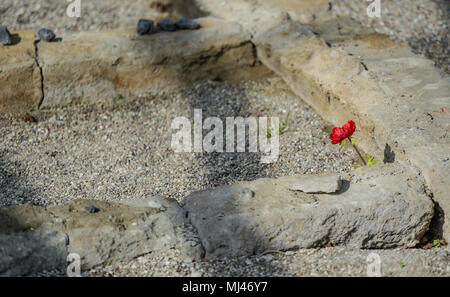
[261,254,275,262]
[137,19,154,36]
[86,205,100,214]
[175,18,201,30]
[0,26,12,45]
[157,19,177,32]
[38,28,56,42]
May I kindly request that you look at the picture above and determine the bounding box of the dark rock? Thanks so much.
[86,205,100,214]
[38,29,56,42]
[175,18,201,30]
[383,143,395,163]
[24,113,37,123]
[157,19,177,32]
[137,19,154,36]
[0,26,12,45]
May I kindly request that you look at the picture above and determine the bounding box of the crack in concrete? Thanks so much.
[33,40,45,109]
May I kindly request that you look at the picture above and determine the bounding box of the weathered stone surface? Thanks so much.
[197,0,450,241]
[0,231,68,277]
[0,30,42,113]
[37,17,254,108]
[0,196,200,276]
[183,165,434,259]
[254,18,450,240]
[278,174,342,194]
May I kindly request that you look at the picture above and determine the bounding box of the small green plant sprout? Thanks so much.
[252,87,263,95]
[398,261,405,268]
[279,112,298,135]
[116,93,124,100]
[366,155,379,166]
[266,127,273,138]
[433,239,447,248]
[266,112,297,138]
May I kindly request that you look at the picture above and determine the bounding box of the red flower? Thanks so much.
[329,120,356,144]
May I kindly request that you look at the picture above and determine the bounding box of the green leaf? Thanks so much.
[116,93,123,100]
[398,261,405,268]
[433,239,441,248]
[366,155,379,166]
[349,136,358,145]
[272,112,298,136]
[340,139,347,146]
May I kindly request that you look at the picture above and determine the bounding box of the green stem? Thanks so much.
[348,137,366,166]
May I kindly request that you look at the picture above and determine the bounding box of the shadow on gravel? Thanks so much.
[0,149,34,207]
[187,81,273,188]
[181,60,291,275]
[0,150,67,276]
[167,0,293,275]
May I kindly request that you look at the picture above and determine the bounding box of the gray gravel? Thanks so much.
[0,77,357,207]
[332,0,449,73]
[85,246,449,277]
[33,245,450,277]
[2,78,448,277]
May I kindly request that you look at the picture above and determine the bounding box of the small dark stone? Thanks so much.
[383,143,395,163]
[0,26,12,45]
[157,19,177,32]
[175,18,201,30]
[24,113,37,123]
[86,205,100,214]
[38,28,56,42]
[137,19,154,36]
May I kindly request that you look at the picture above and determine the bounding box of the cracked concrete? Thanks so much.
[32,40,45,108]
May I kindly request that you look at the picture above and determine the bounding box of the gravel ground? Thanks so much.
[0,77,357,207]
[33,245,449,277]
[2,78,448,277]
[333,0,449,73]
[85,246,449,277]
